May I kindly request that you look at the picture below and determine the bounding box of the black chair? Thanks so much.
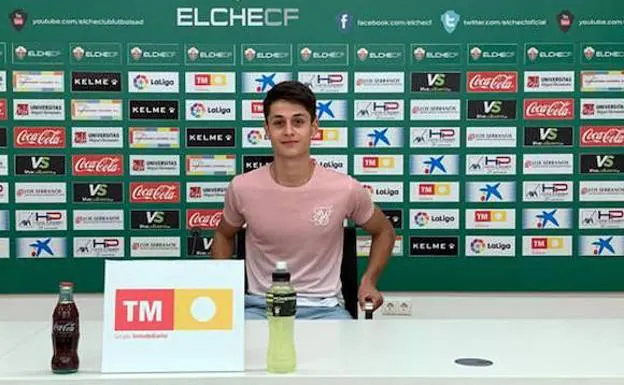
[234,226,360,319]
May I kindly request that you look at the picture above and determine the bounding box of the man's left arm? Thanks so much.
[358,206,396,311]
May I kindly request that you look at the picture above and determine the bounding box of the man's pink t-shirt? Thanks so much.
[222,164,375,299]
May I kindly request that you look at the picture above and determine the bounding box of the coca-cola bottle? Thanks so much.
[51,281,79,374]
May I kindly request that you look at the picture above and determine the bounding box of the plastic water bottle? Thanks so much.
[266,261,296,373]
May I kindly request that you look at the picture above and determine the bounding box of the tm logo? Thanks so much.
[441,10,460,33]
[337,12,352,31]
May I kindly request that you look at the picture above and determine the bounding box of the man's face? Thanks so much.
[265,100,318,159]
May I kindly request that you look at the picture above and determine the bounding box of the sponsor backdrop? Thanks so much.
[0,0,623,293]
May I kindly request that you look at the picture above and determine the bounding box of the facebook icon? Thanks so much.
[337,12,352,31]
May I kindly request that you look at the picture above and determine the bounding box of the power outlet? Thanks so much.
[381,298,412,316]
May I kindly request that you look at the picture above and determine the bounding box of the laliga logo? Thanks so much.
[300,47,312,61]
[246,129,267,144]
[133,75,149,90]
[244,48,256,61]
[414,212,430,227]
[470,239,486,254]
[584,46,596,60]
[190,103,206,118]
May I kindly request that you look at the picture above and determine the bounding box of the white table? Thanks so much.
[2,318,624,384]
[0,321,48,357]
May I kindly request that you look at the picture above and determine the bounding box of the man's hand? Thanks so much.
[358,279,383,311]
[357,206,393,312]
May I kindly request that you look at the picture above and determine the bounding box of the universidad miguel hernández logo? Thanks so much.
[115,288,233,331]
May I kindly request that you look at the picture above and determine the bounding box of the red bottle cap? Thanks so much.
[59,281,74,287]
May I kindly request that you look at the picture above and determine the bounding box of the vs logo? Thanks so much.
[597,155,614,168]
[524,127,572,147]
[411,72,460,92]
[15,155,65,175]
[540,128,558,141]
[89,184,108,197]
[146,211,165,224]
[427,73,446,87]
[467,100,516,120]
[484,101,502,114]
[131,210,179,229]
[31,156,50,169]
[580,154,623,174]
[73,182,123,203]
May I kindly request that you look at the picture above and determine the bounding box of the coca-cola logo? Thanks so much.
[130,183,180,203]
[187,210,223,229]
[467,72,517,92]
[73,155,123,176]
[581,126,624,146]
[524,99,574,120]
[53,322,77,333]
[14,127,65,148]
[0,99,7,120]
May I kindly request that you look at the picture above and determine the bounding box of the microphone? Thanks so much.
[189,226,204,257]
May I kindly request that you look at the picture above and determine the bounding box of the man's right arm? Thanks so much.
[211,219,241,259]
[212,179,244,259]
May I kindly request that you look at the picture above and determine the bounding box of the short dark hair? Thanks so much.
[263,80,316,122]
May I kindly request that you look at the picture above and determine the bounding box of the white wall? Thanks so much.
[360,292,624,319]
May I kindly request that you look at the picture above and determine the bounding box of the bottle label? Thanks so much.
[266,293,296,317]
[53,322,77,333]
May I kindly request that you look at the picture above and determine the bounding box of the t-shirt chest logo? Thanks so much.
[310,205,333,227]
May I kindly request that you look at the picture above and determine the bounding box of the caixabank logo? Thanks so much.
[115,288,233,331]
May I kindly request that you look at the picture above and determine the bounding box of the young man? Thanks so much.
[212,80,395,319]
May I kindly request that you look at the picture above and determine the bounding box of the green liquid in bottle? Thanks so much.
[266,262,296,373]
